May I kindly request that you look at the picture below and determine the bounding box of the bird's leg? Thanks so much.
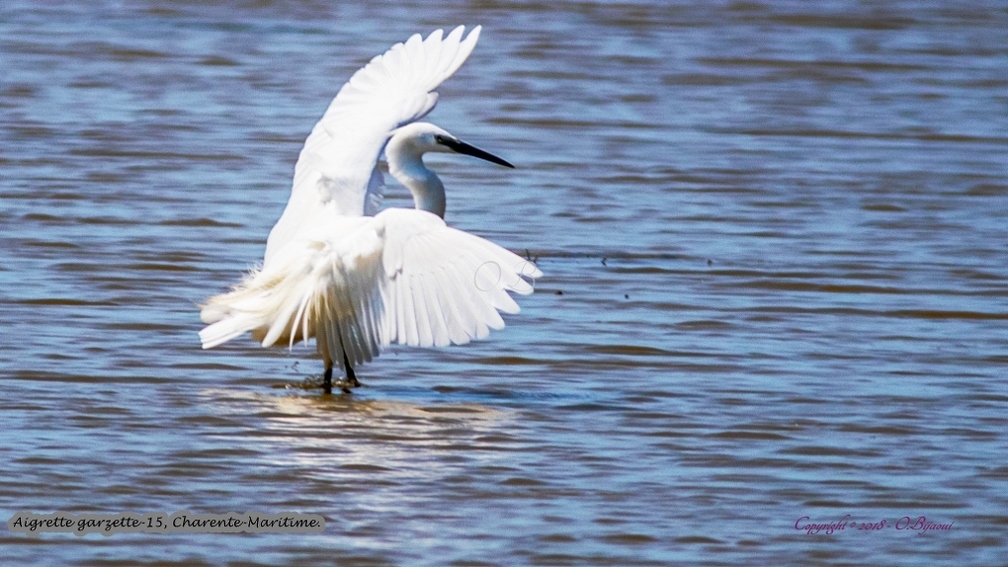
[323,365,333,395]
[343,351,360,388]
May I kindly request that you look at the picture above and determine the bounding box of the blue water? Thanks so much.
[2,1,1007,565]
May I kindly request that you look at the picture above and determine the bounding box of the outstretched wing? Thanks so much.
[263,26,483,266]
[375,209,540,350]
[199,207,541,370]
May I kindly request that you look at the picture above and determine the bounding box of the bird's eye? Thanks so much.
[434,135,445,143]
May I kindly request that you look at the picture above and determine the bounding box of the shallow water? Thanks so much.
[2,1,1008,564]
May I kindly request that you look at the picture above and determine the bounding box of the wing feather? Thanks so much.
[427,269,453,347]
[434,263,475,344]
[409,272,433,347]
[398,269,419,346]
[442,256,496,340]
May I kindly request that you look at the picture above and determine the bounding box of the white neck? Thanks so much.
[385,132,447,218]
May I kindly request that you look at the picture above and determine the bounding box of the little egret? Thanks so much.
[199,26,541,394]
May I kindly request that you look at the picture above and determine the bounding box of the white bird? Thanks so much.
[199,26,541,394]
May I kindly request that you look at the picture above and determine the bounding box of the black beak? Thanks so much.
[437,136,515,168]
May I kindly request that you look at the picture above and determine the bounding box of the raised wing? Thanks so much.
[263,26,483,266]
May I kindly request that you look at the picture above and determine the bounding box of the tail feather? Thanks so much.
[199,228,387,370]
[199,316,258,349]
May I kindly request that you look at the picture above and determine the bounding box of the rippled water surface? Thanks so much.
[3,1,1008,565]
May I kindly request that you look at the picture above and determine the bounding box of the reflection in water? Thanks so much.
[200,388,516,489]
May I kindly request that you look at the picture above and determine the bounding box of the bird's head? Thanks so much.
[390,122,514,168]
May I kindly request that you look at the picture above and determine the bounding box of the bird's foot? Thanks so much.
[323,357,361,395]
[343,352,360,389]
[333,377,361,394]
[323,366,333,395]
